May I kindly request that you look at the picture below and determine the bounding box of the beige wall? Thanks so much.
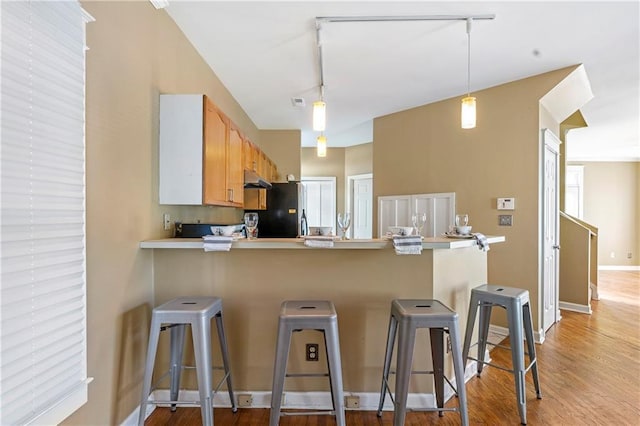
[345,142,373,177]
[68,2,262,424]
[259,129,301,182]
[559,215,592,307]
[573,161,640,267]
[373,67,575,332]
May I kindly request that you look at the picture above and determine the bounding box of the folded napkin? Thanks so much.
[203,235,233,252]
[304,236,335,248]
[392,235,423,255]
[473,233,490,252]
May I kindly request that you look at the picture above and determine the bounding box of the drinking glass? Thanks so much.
[412,212,427,237]
[455,213,469,227]
[337,212,351,240]
[244,212,259,240]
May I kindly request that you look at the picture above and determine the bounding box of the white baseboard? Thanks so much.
[122,359,483,425]
[598,265,640,271]
[120,402,155,426]
[489,324,545,344]
[559,301,592,314]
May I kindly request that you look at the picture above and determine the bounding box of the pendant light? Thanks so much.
[316,134,327,157]
[312,94,326,131]
[461,18,476,129]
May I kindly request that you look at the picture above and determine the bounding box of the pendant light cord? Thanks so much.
[466,17,472,97]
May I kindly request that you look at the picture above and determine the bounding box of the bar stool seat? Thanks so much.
[462,284,542,425]
[377,299,469,426]
[270,300,345,426]
[138,297,236,426]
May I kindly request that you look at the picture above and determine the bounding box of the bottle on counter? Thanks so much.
[300,209,308,236]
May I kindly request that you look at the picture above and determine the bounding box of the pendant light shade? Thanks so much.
[462,18,476,129]
[312,100,326,131]
[316,135,327,157]
[461,96,476,129]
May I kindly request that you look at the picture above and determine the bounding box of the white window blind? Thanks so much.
[1,1,93,424]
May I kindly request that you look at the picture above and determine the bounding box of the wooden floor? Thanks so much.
[145,270,640,425]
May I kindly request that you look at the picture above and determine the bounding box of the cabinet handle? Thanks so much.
[228,188,233,202]
[252,161,257,171]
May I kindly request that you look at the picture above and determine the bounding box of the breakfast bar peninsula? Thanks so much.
[139,236,504,405]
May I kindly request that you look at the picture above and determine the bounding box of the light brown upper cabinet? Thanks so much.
[225,121,244,206]
[159,94,243,207]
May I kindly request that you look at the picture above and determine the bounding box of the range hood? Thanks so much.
[244,169,272,189]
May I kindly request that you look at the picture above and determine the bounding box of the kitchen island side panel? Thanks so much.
[150,246,487,395]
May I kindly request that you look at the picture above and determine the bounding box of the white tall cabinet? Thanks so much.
[378,192,456,237]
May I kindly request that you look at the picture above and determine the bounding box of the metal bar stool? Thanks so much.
[376,299,469,426]
[270,300,345,426]
[462,284,542,425]
[138,297,236,426]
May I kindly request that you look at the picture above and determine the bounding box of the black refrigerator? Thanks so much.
[247,182,303,238]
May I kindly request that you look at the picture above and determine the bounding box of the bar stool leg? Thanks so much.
[192,317,214,426]
[169,324,186,412]
[215,313,237,412]
[522,303,542,399]
[476,302,492,375]
[138,315,161,426]
[393,320,415,426]
[506,302,527,425]
[462,293,479,367]
[429,328,445,417]
[270,321,292,426]
[449,319,469,426]
[324,325,346,426]
[377,314,398,416]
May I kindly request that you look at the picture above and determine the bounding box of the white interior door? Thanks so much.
[542,129,561,332]
[351,175,373,239]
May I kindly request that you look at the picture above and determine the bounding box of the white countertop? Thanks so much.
[139,235,505,250]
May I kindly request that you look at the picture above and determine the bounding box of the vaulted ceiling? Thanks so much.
[164,1,639,161]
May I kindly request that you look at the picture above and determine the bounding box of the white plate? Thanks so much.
[443,232,474,239]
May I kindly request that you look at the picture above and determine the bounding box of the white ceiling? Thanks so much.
[164,1,639,161]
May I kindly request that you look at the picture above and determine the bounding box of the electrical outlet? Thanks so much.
[610,251,615,259]
[163,213,171,230]
[446,335,452,353]
[237,394,252,407]
[345,395,360,409]
[628,252,633,259]
[306,343,319,361]
[498,215,513,226]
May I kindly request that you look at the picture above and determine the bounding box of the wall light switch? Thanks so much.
[497,198,516,210]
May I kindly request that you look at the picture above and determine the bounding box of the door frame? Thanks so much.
[539,128,562,342]
[347,173,373,239]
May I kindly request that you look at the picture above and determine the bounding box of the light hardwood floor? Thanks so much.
[145,270,640,425]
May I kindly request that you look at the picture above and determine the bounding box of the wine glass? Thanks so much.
[244,212,258,240]
[412,212,427,237]
[337,212,351,240]
[455,213,469,227]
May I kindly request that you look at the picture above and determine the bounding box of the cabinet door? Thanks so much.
[203,98,228,205]
[243,189,267,210]
[159,94,204,205]
[227,125,244,206]
[243,138,259,172]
